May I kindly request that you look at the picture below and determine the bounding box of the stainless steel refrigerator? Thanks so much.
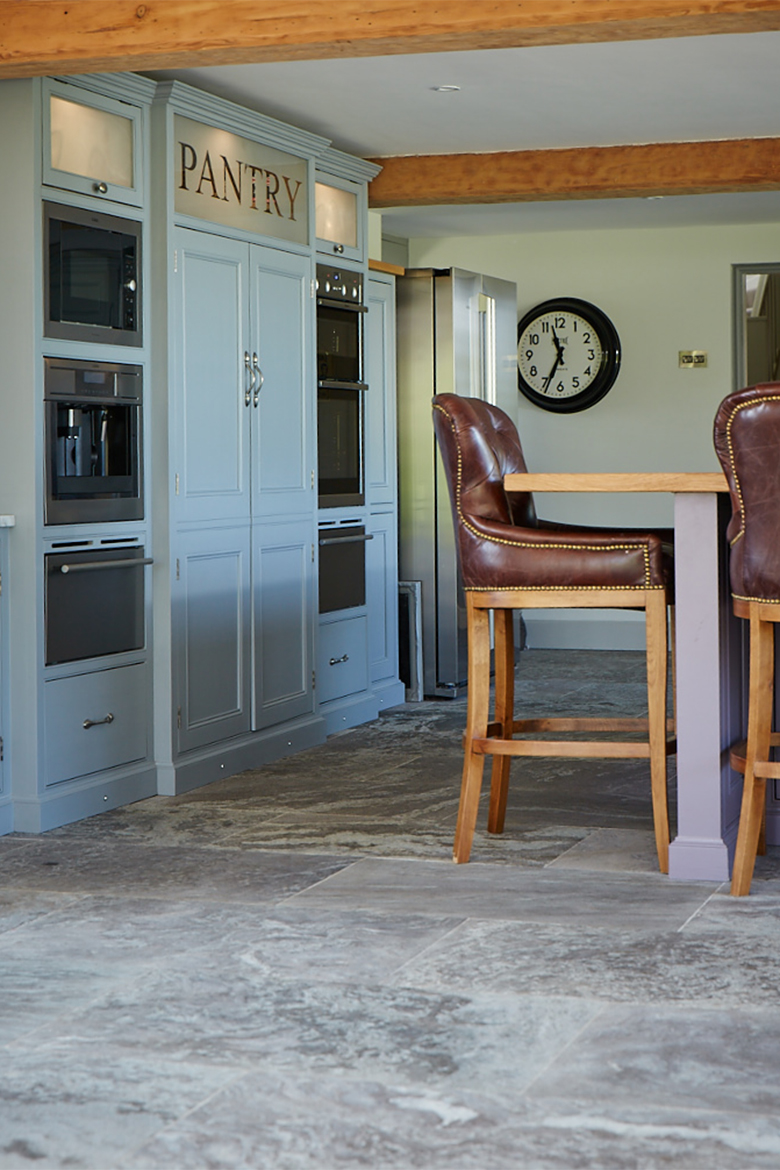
[396,267,518,697]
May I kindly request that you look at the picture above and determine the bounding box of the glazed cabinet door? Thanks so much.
[249,246,314,519]
[172,228,252,524]
[174,526,252,752]
[252,517,316,730]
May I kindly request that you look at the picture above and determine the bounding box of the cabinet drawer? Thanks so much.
[318,617,368,704]
[45,663,148,787]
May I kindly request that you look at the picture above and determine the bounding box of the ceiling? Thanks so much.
[150,30,780,236]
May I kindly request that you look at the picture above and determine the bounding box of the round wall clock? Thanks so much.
[517,297,621,413]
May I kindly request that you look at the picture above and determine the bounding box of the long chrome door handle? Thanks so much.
[244,351,255,406]
[252,353,264,407]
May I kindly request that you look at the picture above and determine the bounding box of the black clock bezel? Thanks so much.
[517,297,621,414]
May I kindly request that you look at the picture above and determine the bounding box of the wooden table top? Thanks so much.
[503,472,729,493]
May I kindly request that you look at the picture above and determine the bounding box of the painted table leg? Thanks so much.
[668,491,737,881]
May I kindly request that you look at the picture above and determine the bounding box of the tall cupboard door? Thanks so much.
[249,247,314,518]
[249,246,316,728]
[252,517,315,730]
[173,228,251,524]
[174,526,252,752]
[366,274,397,507]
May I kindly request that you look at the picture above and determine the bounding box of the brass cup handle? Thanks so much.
[83,713,114,730]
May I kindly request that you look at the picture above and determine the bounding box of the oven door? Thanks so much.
[318,526,372,614]
[317,386,365,508]
[45,546,150,665]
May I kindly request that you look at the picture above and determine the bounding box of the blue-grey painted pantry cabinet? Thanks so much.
[0,72,403,833]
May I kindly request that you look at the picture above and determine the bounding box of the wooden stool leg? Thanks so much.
[453,597,490,864]
[488,607,514,834]
[731,611,774,896]
[646,589,670,874]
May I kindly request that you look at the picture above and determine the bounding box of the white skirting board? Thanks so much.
[523,611,646,651]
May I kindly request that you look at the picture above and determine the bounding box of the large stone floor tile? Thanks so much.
[0,1044,235,1170]
[22,964,599,1105]
[285,857,717,929]
[124,1072,780,1170]
[0,887,85,936]
[527,1003,780,1117]
[390,915,779,1005]
[0,838,352,903]
[547,827,666,873]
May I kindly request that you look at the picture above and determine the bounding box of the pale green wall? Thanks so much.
[407,219,780,646]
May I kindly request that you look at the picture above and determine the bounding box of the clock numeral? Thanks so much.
[529,366,537,377]
[572,377,580,389]
[529,333,539,345]
[554,316,566,328]
[587,349,596,360]
[556,381,565,393]
[583,332,591,343]
[541,322,550,333]
[525,349,533,360]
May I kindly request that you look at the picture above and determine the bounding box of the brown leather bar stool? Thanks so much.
[432,393,676,871]
[714,383,780,896]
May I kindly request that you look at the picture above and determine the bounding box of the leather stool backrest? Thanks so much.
[432,394,538,532]
[714,383,780,602]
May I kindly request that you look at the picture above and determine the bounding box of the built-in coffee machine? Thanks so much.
[44,356,143,525]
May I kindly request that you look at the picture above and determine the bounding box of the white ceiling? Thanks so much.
[150,30,780,236]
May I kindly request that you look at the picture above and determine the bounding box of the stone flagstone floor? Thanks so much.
[1,649,780,1169]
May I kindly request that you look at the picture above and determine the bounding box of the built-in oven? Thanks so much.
[44,201,141,347]
[45,541,151,666]
[316,264,367,508]
[44,356,143,525]
[318,523,372,613]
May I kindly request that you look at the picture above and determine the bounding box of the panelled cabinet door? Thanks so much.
[173,228,252,524]
[252,518,315,730]
[366,275,397,507]
[366,511,400,685]
[174,526,252,752]
[249,246,314,518]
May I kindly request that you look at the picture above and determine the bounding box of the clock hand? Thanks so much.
[543,353,562,390]
[552,327,566,362]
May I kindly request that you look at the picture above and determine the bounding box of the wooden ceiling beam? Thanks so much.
[2,0,780,79]
[367,139,780,207]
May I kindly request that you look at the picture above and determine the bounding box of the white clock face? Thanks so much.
[518,308,604,400]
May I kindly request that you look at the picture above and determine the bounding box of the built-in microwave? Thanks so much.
[44,201,141,347]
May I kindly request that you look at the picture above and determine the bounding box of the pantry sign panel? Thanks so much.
[174,115,308,244]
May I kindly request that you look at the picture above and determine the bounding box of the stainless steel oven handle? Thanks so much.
[318,535,374,546]
[316,299,367,313]
[244,351,255,407]
[252,353,264,407]
[83,712,114,730]
[59,557,154,574]
[317,380,369,392]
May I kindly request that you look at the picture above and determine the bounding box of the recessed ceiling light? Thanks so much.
[431,85,461,93]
